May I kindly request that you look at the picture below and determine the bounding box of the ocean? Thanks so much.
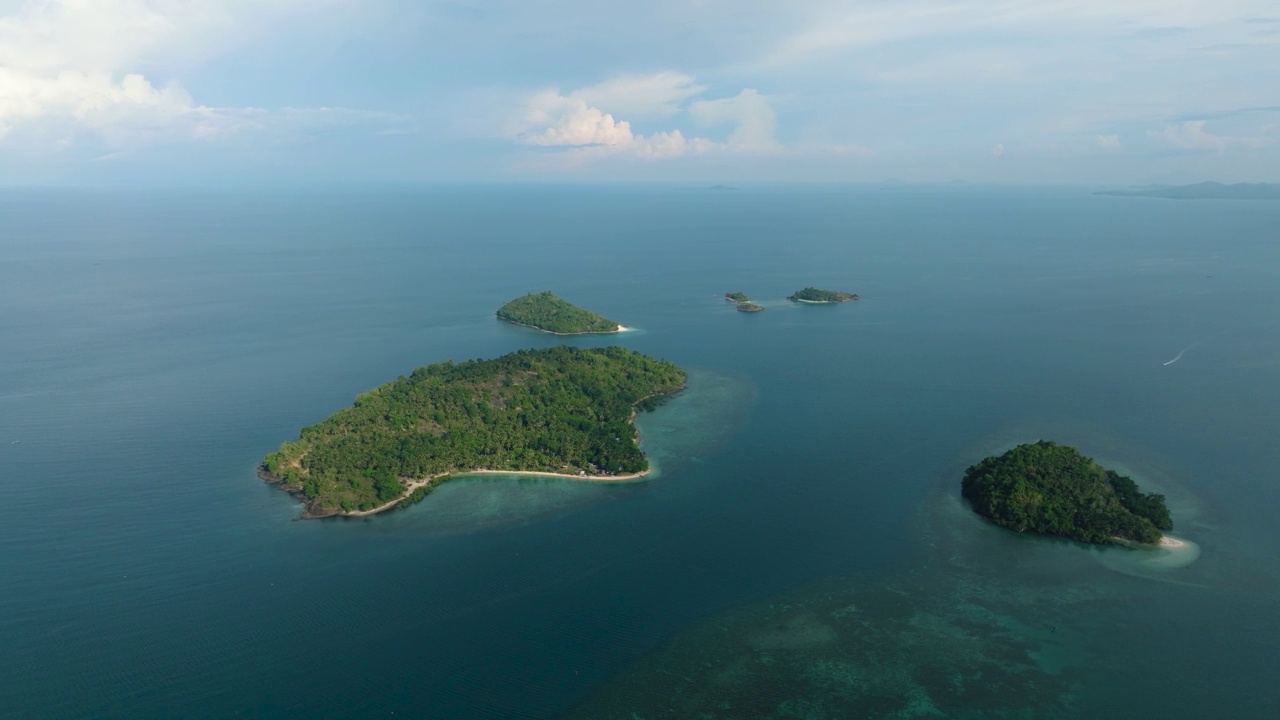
[1,185,1278,718]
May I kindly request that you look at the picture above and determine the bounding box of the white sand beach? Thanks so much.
[338,467,651,518]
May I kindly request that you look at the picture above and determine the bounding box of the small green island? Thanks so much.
[261,346,686,517]
[788,287,859,303]
[496,291,623,334]
[961,441,1173,545]
[724,292,764,313]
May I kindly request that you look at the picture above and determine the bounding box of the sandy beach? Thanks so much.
[460,468,649,482]
[336,467,651,518]
[321,380,675,520]
[498,317,630,336]
[1158,536,1188,549]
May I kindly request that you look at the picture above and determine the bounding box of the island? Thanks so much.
[725,292,764,313]
[1095,182,1280,201]
[496,291,623,334]
[787,287,859,303]
[261,346,686,517]
[961,441,1173,544]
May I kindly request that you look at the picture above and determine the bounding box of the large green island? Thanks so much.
[961,441,1173,544]
[262,346,686,517]
[497,291,623,334]
[788,287,859,303]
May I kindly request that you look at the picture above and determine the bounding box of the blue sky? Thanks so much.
[1,0,1277,184]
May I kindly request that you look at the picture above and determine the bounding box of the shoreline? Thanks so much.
[497,316,629,336]
[1108,534,1190,550]
[791,298,843,304]
[265,464,654,519]
[332,467,651,519]
[460,468,649,481]
[267,385,681,520]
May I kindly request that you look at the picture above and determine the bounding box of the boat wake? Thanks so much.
[1163,341,1202,366]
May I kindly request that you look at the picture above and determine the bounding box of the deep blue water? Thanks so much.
[2,186,1278,718]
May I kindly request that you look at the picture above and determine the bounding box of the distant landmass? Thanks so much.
[497,291,623,334]
[788,287,859,303]
[1096,182,1280,200]
[724,292,764,312]
[261,347,686,518]
[961,441,1173,545]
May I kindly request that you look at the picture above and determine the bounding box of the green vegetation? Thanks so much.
[263,346,686,516]
[725,291,764,312]
[961,441,1172,544]
[496,291,620,334]
[787,287,859,303]
[395,480,444,510]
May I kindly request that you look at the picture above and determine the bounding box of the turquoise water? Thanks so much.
[1,186,1278,718]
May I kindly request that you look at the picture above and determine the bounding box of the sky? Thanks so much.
[1,0,1278,185]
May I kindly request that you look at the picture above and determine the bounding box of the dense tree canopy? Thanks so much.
[787,287,858,303]
[263,346,685,514]
[496,291,620,334]
[961,441,1172,544]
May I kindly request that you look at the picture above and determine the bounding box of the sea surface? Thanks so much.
[1,185,1278,719]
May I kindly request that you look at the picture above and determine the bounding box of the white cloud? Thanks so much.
[750,0,1280,151]
[0,0,389,149]
[1,1,204,73]
[511,82,779,160]
[629,130,715,159]
[763,0,1278,67]
[510,90,715,160]
[1151,120,1274,151]
[0,68,232,143]
[510,77,877,170]
[573,72,705,120]
[689,89,780,153]
[0,0,342,72]
[1096,134,1122,150]
[992,143,1005,157]
[517,91,635,146]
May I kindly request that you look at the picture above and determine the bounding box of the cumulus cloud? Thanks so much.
[0,68,234,142]
[511,79,779,160]
[518,91,635,146]
[509,74,881,170]
[0,0,394,149]
[573,72,705,120]
[992,143,1005,157]
[628,130,716,159]
[510,90,713,160]
[1150,120,1274,151]
[689,89,780,153]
